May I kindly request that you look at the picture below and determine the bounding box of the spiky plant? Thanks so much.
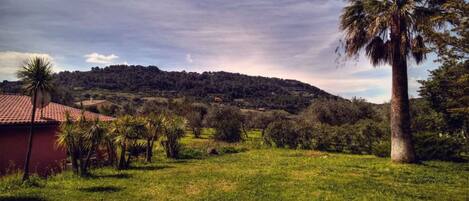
[57,112,106,176]
[17,57,54,180]
[143,113,164,162]
[339,0,441,163]
[161,115,186,159]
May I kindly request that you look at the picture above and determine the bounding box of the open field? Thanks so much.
[1,131,468,201]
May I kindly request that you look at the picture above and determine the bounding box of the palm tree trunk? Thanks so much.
[83,144,96,175]
[146,138,152,162]
[390,13,416,163]
[22,90,38,181]
[118,142,127,169]
[70,150,79,174]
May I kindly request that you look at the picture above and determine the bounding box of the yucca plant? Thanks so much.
[57,112,106,176]
[111,116,146,169]
[17,57,54,181]
[161,115,186,159]
[143,113,165,162]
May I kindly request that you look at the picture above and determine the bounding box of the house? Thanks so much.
[0,95,114,176]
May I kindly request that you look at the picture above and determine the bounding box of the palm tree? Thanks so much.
[161,115,186,159]
[340,0,434,163]
[143,113,164,162]
[17,57,54,180]
[111,115,145,169]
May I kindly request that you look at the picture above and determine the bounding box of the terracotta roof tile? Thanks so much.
[0,95,115,125]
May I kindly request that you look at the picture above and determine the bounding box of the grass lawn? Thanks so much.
[1,130,468,201]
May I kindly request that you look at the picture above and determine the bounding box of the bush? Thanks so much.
[206,106,244,142]
[414,132,464,161]
[264,120,301,148]
[178,147,205,159]
[264,120,313,149]
[372,140,391,157]
[302,98,379,126]
[219,146,248,154]
[312,120,387,154]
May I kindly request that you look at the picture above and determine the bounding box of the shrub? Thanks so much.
[372,140,391,157]
[414,132,464,161]
[264,120,300,148]
[302,98,379,126]
[371,132,464,161]
[161,115,186,158]
[219,146,248,154]
[178,148,205,159]
[206,106,244,142]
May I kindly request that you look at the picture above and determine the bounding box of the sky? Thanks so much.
[0,0,439,103]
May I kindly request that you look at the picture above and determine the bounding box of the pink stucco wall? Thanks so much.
[0,125,67,176]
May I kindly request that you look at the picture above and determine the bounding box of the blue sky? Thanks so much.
[0,0,439,103]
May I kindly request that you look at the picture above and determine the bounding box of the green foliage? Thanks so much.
[372,140,391,158]
[110,115,147,169]
[302,98,379,126]
[178,147,205,159]
[184,103,208,138]
[218,146,247,154]
[161,115,186,158]
[414,132,464,161]
[16,57,54,96]
[419,61,469,136]
[57,112,107,176]
[206,106,244,142]
[4,65,338,113]
[0,173,45,192]
[264,120,300,148]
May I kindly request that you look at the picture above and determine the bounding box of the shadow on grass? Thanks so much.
[0,196,46,201]
[89,172,132,179]
[79,186,123,193]
[128,164,173,171]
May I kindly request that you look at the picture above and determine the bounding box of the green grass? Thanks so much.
[1,130,468,201]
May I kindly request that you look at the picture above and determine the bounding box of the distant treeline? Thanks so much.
[1,65,338,113]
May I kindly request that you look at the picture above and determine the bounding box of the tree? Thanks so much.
[253,110,289,136]
[339,0,439,163]
[205,106,244,142]
[57,112,106,176]
[185,103,208,138]
[17,57,54,181]
[419,61,469,151]
[143,113,164,162]
[161,115,186,158]
[110,116,145,169]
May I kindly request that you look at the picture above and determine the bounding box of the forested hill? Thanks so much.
[1,65,339,113]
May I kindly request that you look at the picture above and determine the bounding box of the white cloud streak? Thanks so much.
[0,0,436,103]
[84,52,119,64]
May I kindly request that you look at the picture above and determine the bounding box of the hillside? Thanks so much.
[1,65,338,113]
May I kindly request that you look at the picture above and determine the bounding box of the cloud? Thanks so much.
[0,0,438,103]
[186,54,193,63]
[0,51,59,81]
[84,52,118,64]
